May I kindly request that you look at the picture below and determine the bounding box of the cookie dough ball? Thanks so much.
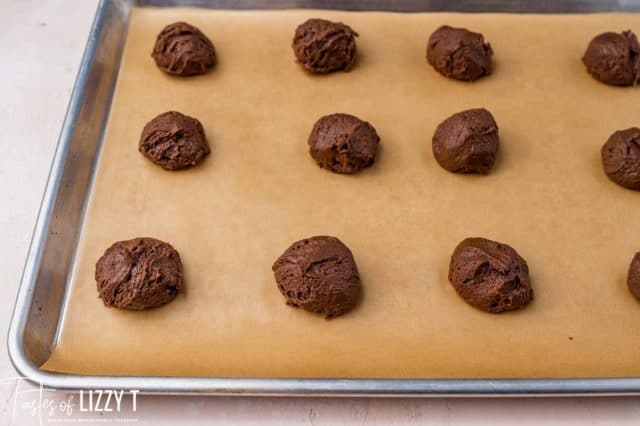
[308,113,380,174]
[152,22,216,76]
[426,25,493,81]
[95,237,183,310]
[601,127,640,190]
[628,252,640,301]
[272,236,361,318]
[432,108,499,174]
[139,111,210,171]
[582,30,640,86]
[292,19,358,73]
[448,237,533,313]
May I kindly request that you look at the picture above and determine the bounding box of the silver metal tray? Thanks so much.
[8,0,640,396]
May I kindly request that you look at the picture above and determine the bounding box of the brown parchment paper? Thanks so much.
[43,9,640,378]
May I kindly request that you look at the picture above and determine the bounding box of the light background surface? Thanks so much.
[0,0,639,424]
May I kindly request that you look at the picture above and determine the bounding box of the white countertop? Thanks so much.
[0,1,639,424]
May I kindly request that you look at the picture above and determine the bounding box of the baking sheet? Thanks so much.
[43,8,640,378]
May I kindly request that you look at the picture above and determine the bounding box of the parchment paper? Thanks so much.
[43,9,640,378]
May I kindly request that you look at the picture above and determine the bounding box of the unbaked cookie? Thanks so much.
[292,19,358,73]
[139,111,210,171]
[448,237,533,313]
[95,237,183,310]
[427,26,493,81]
[272,236,361,318]
[308,113,379,174]
[152,22,216,76]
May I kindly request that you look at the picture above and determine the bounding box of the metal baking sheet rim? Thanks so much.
[8,0,640,396]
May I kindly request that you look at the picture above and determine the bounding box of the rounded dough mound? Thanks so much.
[601,127,640,190]
[628,252,640,301]
[432,108,499,174]
[308,113,380,174]
[426,25,493,81]
[292,19,358,74]
[272,236,361,318]
[582,30,640,86]
[95,237,183,310]
[448,237,533,313]
[139,111,210,171]
[152,22,216,76]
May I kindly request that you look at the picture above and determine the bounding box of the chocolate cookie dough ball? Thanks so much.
[582,30,640,86]
[272,236,361,318]
[139,111,210,171]
[152,22,216,76]
[292,18,358,73]
[426,25,493,81]
[628,252,640,301]
[308,113,379,174]
[601,127,640,190]
[449,237,533,313]
[95,237,183,310]
[432,108,499,174]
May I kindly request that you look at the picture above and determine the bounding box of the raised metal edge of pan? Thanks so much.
[8,0,640,396]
